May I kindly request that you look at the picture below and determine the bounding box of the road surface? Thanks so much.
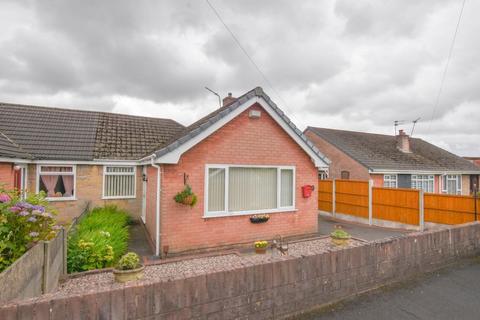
[297,258,480,320]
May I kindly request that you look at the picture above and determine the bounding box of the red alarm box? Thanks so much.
[302,185,315,198]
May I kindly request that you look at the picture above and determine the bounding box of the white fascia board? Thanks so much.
[153,96,330,168]
[0,157,31,163]
[369,169,480,175]
[0,158,139,166]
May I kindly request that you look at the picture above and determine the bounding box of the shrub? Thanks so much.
[67,205,130,273]
[0,187,58,272]
[117,252,141,270]
[330,229,351,239]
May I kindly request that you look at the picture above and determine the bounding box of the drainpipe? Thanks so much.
[150,155,161,257]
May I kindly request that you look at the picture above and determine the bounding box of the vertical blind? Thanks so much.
[280,169,293,207]
[104,166,135,198]
[229,167,277,211]
[207,166,294,214]
[208,168,225,212]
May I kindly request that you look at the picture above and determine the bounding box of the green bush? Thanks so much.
[330,229,351,239]
[67,205,130,273]
[0,187,58,272]
[117,252,140,270]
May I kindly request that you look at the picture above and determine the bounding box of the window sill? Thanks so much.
[46,197,76,202]
[203,208,298,219]
[102,196,137,200]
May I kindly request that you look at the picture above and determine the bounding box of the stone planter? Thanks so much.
[330,235,351,246]
[113,265,145,283]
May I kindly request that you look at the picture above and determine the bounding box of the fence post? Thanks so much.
[42,241,51,293]
[368,180,373,226]
[332,179,336,216]
[419,190,425,231]
[62,227,67,277]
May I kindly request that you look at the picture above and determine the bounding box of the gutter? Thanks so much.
[150,155,161,257]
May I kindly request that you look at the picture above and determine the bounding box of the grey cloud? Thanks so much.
[0,0,478,156]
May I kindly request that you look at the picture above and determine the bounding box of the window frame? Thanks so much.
[441,174,462,195]
[36,164,76,201]
[102,165,137,200]
[411,174,435,193]
[204,164,296,218]
[383,174,398,188]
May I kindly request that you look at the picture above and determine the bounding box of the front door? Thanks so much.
[13,165,27,198]
[141,166,147,223]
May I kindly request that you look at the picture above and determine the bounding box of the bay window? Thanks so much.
[411,174,434,193]
[205,165,295,217]
[442,174,461,195]
[383,174,397,188]
[37,165,75,200]
[103,166,136,199]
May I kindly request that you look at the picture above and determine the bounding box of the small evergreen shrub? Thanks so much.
[330,229,351,239]
[117,252,141,270]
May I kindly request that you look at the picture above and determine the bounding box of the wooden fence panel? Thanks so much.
[318,180,333,212]
[424,193,479,224]
[373,187,420,225]
[335,180,369,218]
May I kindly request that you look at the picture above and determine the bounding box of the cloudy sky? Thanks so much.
[0,0,478,156]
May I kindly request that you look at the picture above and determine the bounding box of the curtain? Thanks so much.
[228,167,277,211]
[280,169,293,207]
[62,175,74,197]
[41,175,58,197]
[208,168,225,212]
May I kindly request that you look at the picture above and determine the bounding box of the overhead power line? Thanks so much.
[428,0,467,132]
[205,0,291,109]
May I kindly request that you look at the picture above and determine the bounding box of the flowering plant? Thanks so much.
[254,240,269,248]
[0,187,57,272]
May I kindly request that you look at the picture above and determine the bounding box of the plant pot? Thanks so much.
[255,247,267,254]
[113,265,145,283]
[330,236,351,246]
[181,195,194,205]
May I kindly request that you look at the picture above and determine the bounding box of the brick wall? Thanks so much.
[0,162,14,189]
[155,103,319,254]
[3,222,480,319]
[27,164,142,223]
[304,130,370,180]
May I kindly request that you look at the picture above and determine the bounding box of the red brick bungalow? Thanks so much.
[0,87,330,256]
[305,127,480,195]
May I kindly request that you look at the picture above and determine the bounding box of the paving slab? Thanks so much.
[318,214,409,241]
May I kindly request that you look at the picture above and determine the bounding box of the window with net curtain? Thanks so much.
[103,166,136,198]
[207,166,294,215]
[38,165,75,199]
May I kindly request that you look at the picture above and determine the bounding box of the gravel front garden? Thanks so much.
[38,236,365,300]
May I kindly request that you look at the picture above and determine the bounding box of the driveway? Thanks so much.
[318,214,409,241]
[296,258,480,320]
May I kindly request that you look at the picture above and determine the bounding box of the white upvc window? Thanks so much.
[442,174,462,195]
[103,166,136,199]
[383,174,397,188]
[205,165,296,217]
[37,165,76,201]
[411,174,434,193]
